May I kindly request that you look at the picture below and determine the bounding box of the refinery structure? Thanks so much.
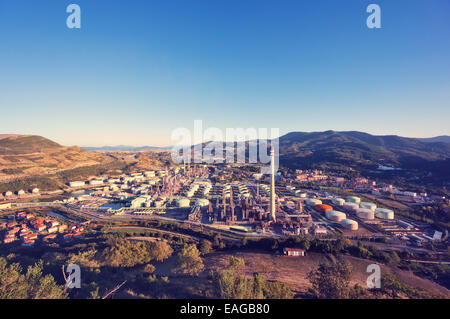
[1,150,442,246]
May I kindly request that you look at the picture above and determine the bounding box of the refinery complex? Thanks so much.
[1,149,443,248]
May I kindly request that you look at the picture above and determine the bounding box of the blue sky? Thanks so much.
[0,0,449,146]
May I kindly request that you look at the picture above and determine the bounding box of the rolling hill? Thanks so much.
[187,130,450,186]
[0,135,112,182]
[417,136,450,144]
[278,130,450,171]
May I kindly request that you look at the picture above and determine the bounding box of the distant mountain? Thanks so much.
[276,131,450,187]
[0,135,111,180]
[417,136,450,144]
[278,130,450,172]
[190,130,450,183]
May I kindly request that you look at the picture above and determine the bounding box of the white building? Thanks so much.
[69,181,85,188]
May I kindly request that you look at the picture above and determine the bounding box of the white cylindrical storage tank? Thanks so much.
[186,190,195,198]
[346,196,361,204]
[305,198,322,206]
[325,210,346,222]
[177,198,190,208]
[343,202,359,211]
[375,208,394,220]
[332,198,345,206]
[296,191,307,198]
[341,219,358,230]
[196,199,210,207]
[360,202,377,211]
[356,208,375,220]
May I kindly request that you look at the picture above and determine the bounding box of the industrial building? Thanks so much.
[283,247,306,256]
[0,202,12,210]
[69,181,85,188]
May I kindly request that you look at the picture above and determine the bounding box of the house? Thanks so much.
[47,226,58,234]
[283,248,306,257]
[44,234,57,241]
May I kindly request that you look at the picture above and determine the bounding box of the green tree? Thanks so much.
[213,257,293,299]
[150,241,173,262]
[102,238,154,267]
[199,240,213,255]
[0,258,67,299]
[307,259,352,299]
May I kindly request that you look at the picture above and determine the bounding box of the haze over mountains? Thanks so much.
[1,131,450,183]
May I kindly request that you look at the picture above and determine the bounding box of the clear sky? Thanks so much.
[0,0,449,146]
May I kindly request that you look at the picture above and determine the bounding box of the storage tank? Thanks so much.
[332,198,345,206]
[343,202,359,211]
[315,204,333,213]
[325,210,346,222]
[341,219,358,230]
[186,190,195,198]
[296,191,307,198]
[177,198,190,208]
[360,202,377,211]
[346,196,361,204]
[305,198,322,206]
[375,208,394,220]
[356,208,375,220]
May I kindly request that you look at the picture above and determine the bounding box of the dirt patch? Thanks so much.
[203,250,450,297]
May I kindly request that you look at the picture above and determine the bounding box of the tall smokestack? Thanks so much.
[270,148,276,222]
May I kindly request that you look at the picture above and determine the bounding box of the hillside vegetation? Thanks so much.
[279,130,450,170]
[0,135,111,182]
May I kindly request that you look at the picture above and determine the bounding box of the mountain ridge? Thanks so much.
[0,135,112,182]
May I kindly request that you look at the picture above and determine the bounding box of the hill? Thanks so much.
[0,135,112,182]
[417,136,450,144]
[84,145,173,152]
[202,250,449,298]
